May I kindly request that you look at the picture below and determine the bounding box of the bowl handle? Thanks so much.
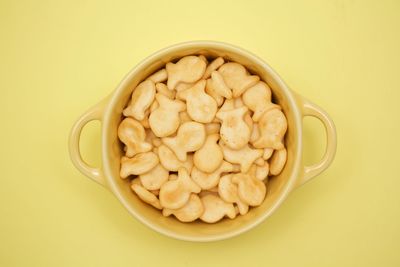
[69,99,107,186]
[295,95,337,187]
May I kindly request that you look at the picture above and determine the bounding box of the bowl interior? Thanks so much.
[103,42,302,241]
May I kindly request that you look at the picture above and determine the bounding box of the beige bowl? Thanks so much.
[69,41,337,242]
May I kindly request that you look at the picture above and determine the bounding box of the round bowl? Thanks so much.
[69,41,337,242]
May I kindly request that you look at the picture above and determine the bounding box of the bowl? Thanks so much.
[69,41,337,242]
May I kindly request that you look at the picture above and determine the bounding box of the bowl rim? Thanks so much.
[102,40,303,242]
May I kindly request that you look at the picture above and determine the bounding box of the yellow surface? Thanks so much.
[0,0,399,266]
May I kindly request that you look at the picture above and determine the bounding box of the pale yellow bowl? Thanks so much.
[69,41,337,242]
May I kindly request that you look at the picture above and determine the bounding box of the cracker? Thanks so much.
[149,93,186,137]
[193,134,223,173]
[216,106,251,149]
[218,62,259,97]
[220,141,263,173]
[123,80,156,120]
[242,81,280,122]
[120,152,159,177]
[131,182,162,210]
[118,118,152,157]
[200,194,236,223]
[269,148,287,176]
[162,194,204,222]
[191,161,234,190]
[178,80,217,123]
[218,174,249,215]
[162,121,206,161]
[253,109,287,149]
[166,56,206,90]
[159,168,201,209]
[139,164,169,190]
[232,173,266,206]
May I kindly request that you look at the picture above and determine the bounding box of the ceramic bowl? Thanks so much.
[69,41,337,242]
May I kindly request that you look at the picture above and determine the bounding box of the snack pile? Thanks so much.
[118,56,288,223]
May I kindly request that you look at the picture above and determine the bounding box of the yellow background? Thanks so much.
[1,0,399,266]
